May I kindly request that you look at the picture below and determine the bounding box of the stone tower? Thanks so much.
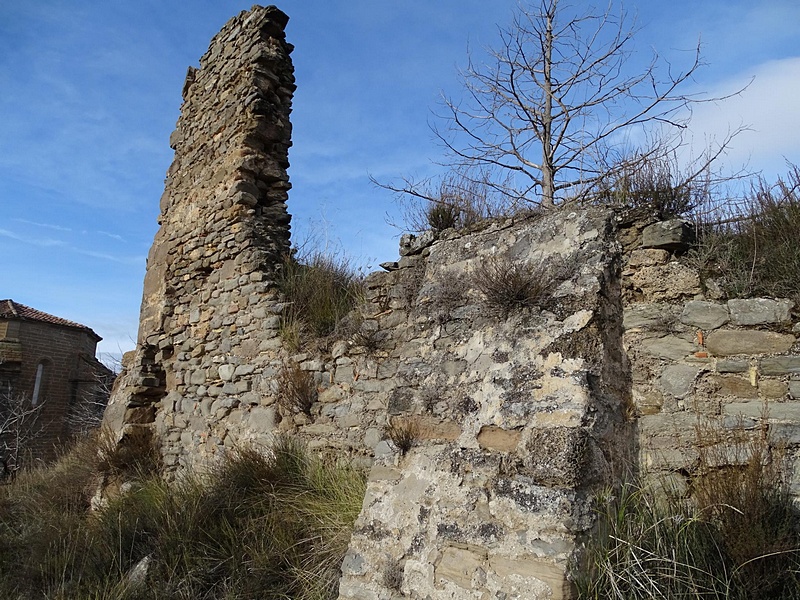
[104,5,295,467]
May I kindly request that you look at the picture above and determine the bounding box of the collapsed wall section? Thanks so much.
[104,5,295,467]
[327,209,632,599]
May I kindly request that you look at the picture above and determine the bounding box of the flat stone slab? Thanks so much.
[706,330,795,356]
[760,355,800,375]
[724,401,800,422]
[728,298,793,325]
[680,300,729,330]
[623,303,676,330]
[640,335,697,361]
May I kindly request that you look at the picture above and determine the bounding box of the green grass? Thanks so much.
[0,435,367,600]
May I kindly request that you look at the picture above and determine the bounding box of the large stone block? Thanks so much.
[760,355,800,375]
[680,300,729,330]
[728,298,793,325]
[641,219,695,251]
[706,330,795,356]
[521,427,588,487]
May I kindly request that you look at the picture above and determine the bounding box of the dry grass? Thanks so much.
[692,165,800,303]
[276,362,318,417]
[0,435,367,600]
[276,250,365,351]
[472,255,563,316]
[578,420,800,600]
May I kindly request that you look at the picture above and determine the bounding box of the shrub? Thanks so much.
[472,255,562,316]
[276,361,318,417]
[276,250,365,349]
[395,170,524,233]
[600,155,703,219]
[694,166,800,302]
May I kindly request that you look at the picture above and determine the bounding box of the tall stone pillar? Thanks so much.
[104,5,295,467]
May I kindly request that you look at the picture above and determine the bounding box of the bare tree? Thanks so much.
[0,391,45,479]
[432,0,743,208]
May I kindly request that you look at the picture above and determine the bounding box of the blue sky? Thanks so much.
[1,1,799,363]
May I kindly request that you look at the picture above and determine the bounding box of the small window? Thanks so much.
[32,362,46,406]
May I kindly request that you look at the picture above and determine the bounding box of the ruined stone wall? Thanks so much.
[104,5,295,467]
[328,208,631,600]
[103,6,800,599]
[618,219,800,497]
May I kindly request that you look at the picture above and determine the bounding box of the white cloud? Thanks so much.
[683,56,800,178]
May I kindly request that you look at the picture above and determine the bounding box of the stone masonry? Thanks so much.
[104,6,800,599]
[104,5,295,465]
[618,218,800,498]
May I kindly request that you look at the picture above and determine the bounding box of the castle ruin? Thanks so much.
[105,6,800,599]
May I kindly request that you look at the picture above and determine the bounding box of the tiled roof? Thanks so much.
[0,299,101,339]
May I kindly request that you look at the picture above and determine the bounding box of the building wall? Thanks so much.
[1,319,105,464]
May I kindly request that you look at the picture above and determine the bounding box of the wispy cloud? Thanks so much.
[684,56,800,178]
[97,231,126,242]
[0,228,66,247]
[12,218,72,232]
[75,249,144,265]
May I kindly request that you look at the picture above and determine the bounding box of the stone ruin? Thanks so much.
[104,6,800,599]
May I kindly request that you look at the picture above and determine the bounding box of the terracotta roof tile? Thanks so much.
[0,299,101,339]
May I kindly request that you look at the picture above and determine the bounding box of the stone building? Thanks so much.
[0,299,112,471]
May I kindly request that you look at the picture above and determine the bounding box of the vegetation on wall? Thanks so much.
[693,165,800,303]
[276,249,365,351]
[0,433,367,600]
[579,423,800,599]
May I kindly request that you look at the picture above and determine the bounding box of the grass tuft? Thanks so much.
[472,255,564,316]
[0,434,367,600]
[276,362,318,417]
[578,420,800,600]
[276,251,365,351]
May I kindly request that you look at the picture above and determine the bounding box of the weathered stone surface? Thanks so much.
[708,374,758,399]
[680,300,729,330]
[477,426,522,452]
[489,556,574,600]
[761,356,800,375]
[521,427,588,488]
[628,262,701,301]
[716,359,749,373]
[623,303,677,330]
[760,379,788,399]
[657,365,700,399]
[435,546,486,589]
[728,298,793,325]
[641,219,695,251]
[628,248,670,267]
[640,335,697,361]
[399,231,436,256]
[723,401,800,421]
[706,330,795,356]
[791,381,800,399]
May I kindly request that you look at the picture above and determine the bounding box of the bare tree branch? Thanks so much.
[430,0,746,207]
